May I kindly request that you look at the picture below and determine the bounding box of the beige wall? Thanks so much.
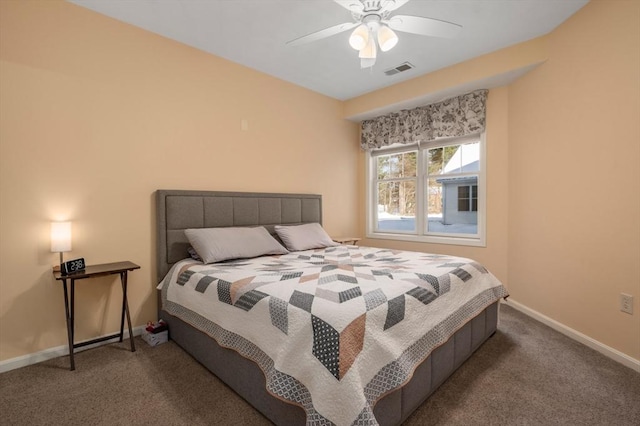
[507,0,640,359]
[0,0,359,361]
[1,0,638,365]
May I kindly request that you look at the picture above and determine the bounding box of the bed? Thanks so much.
[155,189,508,426]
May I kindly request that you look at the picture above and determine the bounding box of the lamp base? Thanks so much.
[53,252,64,272]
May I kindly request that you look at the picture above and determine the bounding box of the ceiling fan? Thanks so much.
[286,0,462,69]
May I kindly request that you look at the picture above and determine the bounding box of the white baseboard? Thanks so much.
[0,325,146,374]
[504,298,640,373]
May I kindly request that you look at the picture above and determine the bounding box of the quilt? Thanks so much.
[158,245,508,425]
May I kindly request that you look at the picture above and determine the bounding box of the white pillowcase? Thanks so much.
[184,226,288,264]
[274,223,339,251]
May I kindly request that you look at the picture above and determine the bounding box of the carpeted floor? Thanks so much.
[1,304,639,425]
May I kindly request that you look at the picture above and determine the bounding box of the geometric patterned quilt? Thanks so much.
[158,245,508,425]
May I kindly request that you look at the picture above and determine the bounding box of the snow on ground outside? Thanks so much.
[377,212,477,234]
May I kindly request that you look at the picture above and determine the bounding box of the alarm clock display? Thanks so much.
[61,258,86,275]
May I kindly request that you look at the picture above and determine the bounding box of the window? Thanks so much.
[367,134,485,247]
[457,185,478,212]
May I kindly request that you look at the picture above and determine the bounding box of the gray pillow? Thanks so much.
[274,223,339,251]
[184,226,288,264]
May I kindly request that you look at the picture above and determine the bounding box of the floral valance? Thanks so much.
[360,89,488,150]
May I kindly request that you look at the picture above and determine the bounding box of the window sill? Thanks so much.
[366,231,486,248]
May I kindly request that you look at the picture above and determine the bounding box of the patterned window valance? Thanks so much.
[360,89,488,150]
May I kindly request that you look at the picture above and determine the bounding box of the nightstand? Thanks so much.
[333,237,361,245]
[53,261,140,371]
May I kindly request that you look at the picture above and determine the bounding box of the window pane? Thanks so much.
[458,185,470,211]
[428,177,478,235]
[460,142,480,173]
[432,142,481,175]
[443,145,458,169]
[427,147,443,175]
[471,184,478,211]
[376,181,416,232]
[438,145,461,174]
[377,152,416,180]
[377,156,390,180]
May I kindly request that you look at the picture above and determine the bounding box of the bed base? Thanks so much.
[159,301,498,425]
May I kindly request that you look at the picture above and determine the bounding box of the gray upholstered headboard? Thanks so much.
[155,190,323,281]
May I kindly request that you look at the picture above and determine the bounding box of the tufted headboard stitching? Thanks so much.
[155,190,322,282]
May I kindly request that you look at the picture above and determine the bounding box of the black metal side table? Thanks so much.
[53,261,140,370]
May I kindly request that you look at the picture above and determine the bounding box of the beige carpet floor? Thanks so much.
[1,305,639,425]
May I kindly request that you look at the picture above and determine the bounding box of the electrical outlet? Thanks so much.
[620,293,633,315]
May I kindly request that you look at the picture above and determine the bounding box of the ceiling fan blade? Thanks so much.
[386,15,462,38]
[333,0,364,13]
[286,22,358,46]
[380,0,411,14]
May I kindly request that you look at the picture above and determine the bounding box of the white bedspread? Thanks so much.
[158,245,507,425]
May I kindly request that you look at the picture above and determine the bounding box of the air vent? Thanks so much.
[384,62,415,76]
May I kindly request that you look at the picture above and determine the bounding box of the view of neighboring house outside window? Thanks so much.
[457,184,478,213]
[367,134,485,247]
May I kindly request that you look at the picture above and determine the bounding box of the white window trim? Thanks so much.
[365,133,487,248]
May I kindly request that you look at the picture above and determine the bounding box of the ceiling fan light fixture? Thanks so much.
[284,0,463,71]
[377,25,398,52]
[349,24,370,50]
[359,35,377,59]
[360,57,376,69]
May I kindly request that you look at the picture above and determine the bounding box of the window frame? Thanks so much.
[366,133,486,247]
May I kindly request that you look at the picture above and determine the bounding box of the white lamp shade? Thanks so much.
[51,221,72,253]
[377,25,398,52]
[349,24,369,50]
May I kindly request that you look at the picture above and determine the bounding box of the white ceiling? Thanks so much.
[68,0,588,101]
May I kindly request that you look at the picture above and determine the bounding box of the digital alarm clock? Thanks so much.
[61,258,86,275]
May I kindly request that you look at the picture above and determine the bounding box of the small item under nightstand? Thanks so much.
[332,237,361,245]
[143,319,168,346]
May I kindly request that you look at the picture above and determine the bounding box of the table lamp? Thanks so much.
[51,221,72,265]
